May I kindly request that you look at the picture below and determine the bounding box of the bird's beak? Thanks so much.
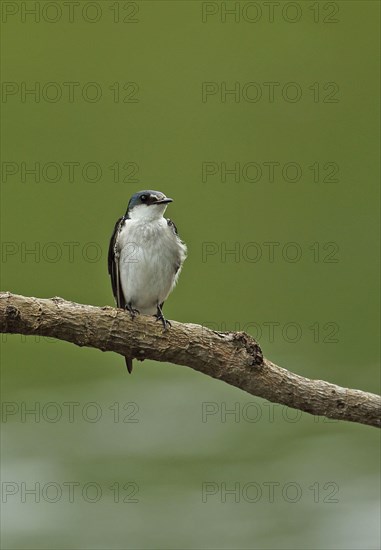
[154,197,173,204]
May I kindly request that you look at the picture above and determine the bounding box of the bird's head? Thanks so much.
[126,190,173,221]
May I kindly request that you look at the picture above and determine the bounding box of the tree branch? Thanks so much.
[0,292,379,428]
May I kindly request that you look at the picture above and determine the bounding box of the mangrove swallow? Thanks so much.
[108,190,187,373]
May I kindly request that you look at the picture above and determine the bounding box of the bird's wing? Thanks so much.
[108,216,126,309]
[108,216,134,373]
[166,218,187,275]
[166,218,179,235]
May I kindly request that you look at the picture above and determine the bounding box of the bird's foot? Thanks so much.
[155,306,171,331]
[125,304,140,320]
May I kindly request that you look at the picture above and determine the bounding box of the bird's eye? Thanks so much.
[140,195,147,202]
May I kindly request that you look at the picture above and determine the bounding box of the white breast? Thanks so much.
[117,217,186,315]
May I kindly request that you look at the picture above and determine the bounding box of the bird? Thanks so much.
[108,190,187,373]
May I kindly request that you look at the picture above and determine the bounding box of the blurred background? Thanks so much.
[1,1,380,548]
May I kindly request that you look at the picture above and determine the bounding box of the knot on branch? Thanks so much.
[233,331,264,368]
[4,305,21,332]
[6,305,20,319]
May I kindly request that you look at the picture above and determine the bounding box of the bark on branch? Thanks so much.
[0,292,380,428]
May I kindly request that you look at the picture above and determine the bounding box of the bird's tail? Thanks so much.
[125,357,133,374]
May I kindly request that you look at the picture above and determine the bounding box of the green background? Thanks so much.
[1,1,380,549]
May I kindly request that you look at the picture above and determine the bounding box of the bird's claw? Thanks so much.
[155,309,171,331]
[125,304,140,320]
[158,317,171,331]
